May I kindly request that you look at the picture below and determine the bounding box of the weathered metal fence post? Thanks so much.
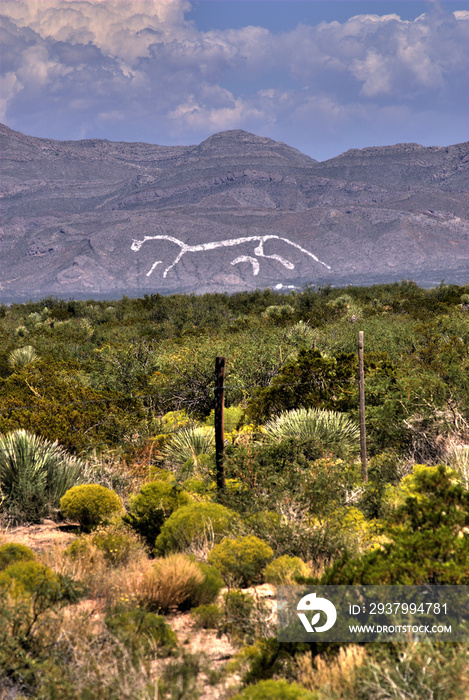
[214,356,226,493]
[358,331,368,482]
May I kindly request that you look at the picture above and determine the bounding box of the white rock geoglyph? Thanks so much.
[131,234,331,277]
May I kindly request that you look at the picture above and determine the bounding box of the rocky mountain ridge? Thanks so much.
[1,124,468,301]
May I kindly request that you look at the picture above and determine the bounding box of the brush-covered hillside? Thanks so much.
[1,281,468,698]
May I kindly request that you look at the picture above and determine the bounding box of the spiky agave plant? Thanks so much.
[0,429,85,524]
[162,425,215,477]
[8,345,39,371]
[264,408,360,457]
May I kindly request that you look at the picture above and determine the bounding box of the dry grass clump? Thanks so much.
[296,640,469,700]
[40,543,207,615]
[39,537,149,610]
[296,645,366,699]
[135,553,205,613]
[355,640,469,700]
[36,608,159,699]
[447,443,469,490]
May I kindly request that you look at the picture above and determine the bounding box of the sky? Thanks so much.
[1,0,468,161]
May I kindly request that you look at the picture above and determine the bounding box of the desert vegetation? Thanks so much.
[0,280,468,698]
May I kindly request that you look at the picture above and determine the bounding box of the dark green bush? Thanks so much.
[231,679,317,700]
[0,542,36,570]
[105,608,178,659]
[246,348,356,423]
[60,483,123,531]
[123,478,191,547]
[154,501,240,555]
[208,535,274,587]
[320,465,469,585]
[187,562,224,607]
[191,603,222,629]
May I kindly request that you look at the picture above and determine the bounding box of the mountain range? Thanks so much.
[1,123,468,302]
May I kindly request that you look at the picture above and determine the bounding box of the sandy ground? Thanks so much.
[0,522,277,699]
[0,519,78,552]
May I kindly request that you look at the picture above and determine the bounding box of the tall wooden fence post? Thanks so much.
[358,331,368,482]
[215,356,226,493]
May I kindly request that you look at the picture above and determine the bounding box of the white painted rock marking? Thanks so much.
[131,234,331,278]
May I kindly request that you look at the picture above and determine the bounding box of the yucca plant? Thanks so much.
[264,408,360,457]
[8,346,39,371]
[0,430,85,524]
[162,425,215,476]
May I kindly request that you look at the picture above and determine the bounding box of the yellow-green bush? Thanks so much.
[123,478,191,547]
[0,543,36,571]
[0,560,80,607]
[65,522,146,567]
[180,477,217,498]
[231,679,317,700]
[60,484,123,531]
[208,535,273,587]
[263,555,310,585]
[154,501,240,555]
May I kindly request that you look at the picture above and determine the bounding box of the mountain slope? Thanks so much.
[1,124,468,301]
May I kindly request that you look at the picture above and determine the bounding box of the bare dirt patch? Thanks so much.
[0,520,78,553]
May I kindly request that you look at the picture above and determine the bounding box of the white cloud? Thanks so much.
[2,0,193,62]
[16,44,72,86]
[0,1,467,156]
[168,86,267,134]
[0,71,21,121]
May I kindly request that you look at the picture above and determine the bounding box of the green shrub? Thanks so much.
[0,561,80,608]
[154,502,240,555]
[231,680,317,700]
[186,562,224,608]
[0,429,85,524]
[191,603,222,629]
[0,543,36,571]
[245,511,282,540]
[105,608,178,659]
[320,465,469,585]
[263,555,310,585]
[123,479,191,547]
[205,405,244,432]
[180,477,217,497]
[208,535,274,587]
[65,522,146,566]
[219,589,273,646]
[60,484,123,531]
